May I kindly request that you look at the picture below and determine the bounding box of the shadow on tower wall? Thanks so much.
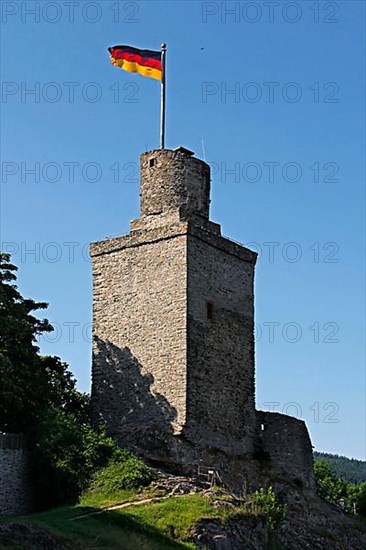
[92,337,178,460]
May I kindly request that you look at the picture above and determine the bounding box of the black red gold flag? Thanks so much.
[108,45,162,81]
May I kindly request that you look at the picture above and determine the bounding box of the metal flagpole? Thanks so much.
[160,43,166,149]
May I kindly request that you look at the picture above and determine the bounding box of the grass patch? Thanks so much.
[2,505,194,549]
[0,492,273,549]
[123,494,222,541]
[80,487,138,509]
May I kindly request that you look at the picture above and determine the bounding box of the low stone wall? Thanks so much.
[0,434,31,515]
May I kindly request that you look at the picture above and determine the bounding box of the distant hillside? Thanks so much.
[314,452,366,484]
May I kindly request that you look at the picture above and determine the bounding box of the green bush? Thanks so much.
[31,407,124,507]
[251,487,287,531]
[88,455,156,494]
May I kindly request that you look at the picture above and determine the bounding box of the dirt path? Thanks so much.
[71,491,194,521]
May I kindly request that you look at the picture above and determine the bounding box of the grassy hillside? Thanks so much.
[0,464,278,550]
[1,471,366,549]
[0,491,249,549]
[4,499,202,549]
[314,452,366,484]
[1,452,366,549]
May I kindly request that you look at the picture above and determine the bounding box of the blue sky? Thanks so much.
[1,1,365,459]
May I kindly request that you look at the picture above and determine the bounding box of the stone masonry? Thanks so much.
[0,434,30,515]
[91,147,315,490]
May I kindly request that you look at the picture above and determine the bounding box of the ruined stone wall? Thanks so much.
[256,411,315,489]
[185,230,257,453]
[91,227,188,446]
[0,434,30,515]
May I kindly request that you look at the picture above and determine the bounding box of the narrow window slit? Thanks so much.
[206,301,213,320]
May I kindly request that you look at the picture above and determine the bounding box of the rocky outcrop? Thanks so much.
[189,489,366,550]
[190,516,268,550]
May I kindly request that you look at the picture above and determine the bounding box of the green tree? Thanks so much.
[38,355,90,422]
[314,452,366,485]
[314,458,347,505]
[314,458,366,519]
[355,483,366,517]
[0,254,90,433]
[0,253,53,432]
[347,482,366,517]
[0,254,131,507]
[31,407,122,506]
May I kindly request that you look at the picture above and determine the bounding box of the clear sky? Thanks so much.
[1,1,365,459]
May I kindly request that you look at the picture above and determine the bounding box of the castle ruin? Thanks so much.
[91,147,315,490]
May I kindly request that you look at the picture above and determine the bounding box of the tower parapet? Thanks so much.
[140,148,210,220]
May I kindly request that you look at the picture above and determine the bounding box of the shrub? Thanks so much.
[31,407,124,508]
[251,487,287,531]
[88,455,156,494]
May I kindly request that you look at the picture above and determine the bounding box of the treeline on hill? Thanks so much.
[313,458,366,517]
[314,451,366,484]
[0,253,155,510]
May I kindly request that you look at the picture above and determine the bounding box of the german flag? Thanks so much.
[108,45,162,81]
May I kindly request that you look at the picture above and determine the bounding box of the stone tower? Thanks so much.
[91,147,256,455]
[91,147,314,488]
